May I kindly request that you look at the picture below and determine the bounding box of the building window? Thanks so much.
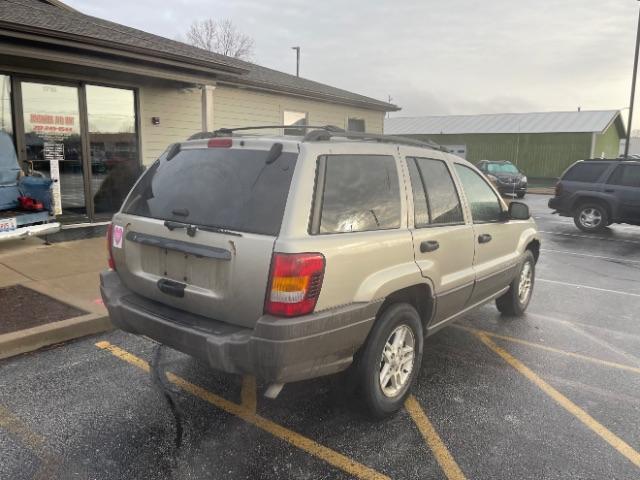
[18,81,139,220]
[0,75,12,140]
[283,110,307,136]
[347,118,365,132]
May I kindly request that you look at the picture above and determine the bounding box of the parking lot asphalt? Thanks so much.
[1,194,639,480]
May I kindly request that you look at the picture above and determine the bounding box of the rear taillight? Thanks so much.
[264,253,325,317]
[207,138,232,148]
[555,182,563,197]
[106,223,116,270]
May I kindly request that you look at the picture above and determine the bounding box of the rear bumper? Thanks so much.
[548,197,568,214]
[0,222,60,242]
[100,270,380,383]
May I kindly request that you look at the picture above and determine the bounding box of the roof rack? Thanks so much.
[187,125,344,140]
[187,125,445,151]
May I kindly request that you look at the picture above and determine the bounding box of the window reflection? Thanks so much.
[454,164,503,223]
[283,110,307,136]
[0,75,11,138]
[21,82,85,217]
[87,85,139,215]
[319,155,401,234]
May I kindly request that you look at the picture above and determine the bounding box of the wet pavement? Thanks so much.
[1,194,639,479]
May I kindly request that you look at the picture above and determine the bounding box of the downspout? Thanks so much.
[201,84,216,132]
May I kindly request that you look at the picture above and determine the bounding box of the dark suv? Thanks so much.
[548,159,640,232]
[476,160,527,198]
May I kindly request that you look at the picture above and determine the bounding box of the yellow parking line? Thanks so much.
[0,404,58,479]
[475,332,640,469]
[454,325,640,375]
[241,375,257,413]
[96,341,389,480]
[0,404,45,449]
[405,395,467,480]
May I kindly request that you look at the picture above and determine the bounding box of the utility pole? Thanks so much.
[624,2,640,158]
[291,46,300,77]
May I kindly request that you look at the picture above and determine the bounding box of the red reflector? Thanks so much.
[265,253,325,317]
[106,223,115,270]
[207,138,232,148]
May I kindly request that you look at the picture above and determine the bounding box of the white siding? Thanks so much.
[211,86,385,134]
[137,83,387,166]
[139,85,202,165]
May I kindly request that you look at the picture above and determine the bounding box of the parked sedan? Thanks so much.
[477,160,527,198]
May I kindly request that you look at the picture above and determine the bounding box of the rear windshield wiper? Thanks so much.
[163,220,242,237]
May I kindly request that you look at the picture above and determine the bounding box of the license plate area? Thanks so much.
[161,249,224,290]
[0,217,17,232]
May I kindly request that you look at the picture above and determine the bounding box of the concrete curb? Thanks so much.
[0,313,113,360]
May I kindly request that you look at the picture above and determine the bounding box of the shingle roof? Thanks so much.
[385,110,623,135]
[0,0,398,111]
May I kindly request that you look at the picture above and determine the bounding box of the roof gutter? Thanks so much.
[216,79,400,112]
[0,21,249,76]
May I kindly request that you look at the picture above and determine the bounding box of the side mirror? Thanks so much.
[508,201,530,220]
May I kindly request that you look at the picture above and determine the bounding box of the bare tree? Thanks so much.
[186,18,254,61]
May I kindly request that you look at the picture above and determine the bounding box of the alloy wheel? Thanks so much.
[379,325,415,398]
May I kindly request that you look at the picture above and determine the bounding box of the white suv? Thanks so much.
[101,127,540,418]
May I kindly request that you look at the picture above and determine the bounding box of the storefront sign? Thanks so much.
[43,142,63,215]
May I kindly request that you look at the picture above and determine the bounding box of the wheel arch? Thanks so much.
[376,283,434,331]
[570,195,613,219]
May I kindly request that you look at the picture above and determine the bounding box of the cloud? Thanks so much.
[65,0,640,125]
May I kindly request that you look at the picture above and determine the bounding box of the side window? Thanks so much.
[317,155,401,234]
[563,163,610,183]
[407,157,464,226]
[454,164,504,223]
[607,165,640,188]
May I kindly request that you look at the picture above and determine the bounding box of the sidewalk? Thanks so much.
[0,236,111,359]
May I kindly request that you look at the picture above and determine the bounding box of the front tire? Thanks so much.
[496,250,535,316]
[516,192,526,199]
[574,203,608,232]
[356,303,423,419]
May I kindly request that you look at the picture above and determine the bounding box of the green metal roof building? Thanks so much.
[385,110,625,180]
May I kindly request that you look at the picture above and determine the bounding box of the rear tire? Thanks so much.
[496,250,535,317]
[355,303,423,419]
[516,192,525,199]
[573,203,608,232]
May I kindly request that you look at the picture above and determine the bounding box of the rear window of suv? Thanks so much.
[562,162,610,183]
[122,147,298,236]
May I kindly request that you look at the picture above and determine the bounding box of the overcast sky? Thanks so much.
[66,0,640,126]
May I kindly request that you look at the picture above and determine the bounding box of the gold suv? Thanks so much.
[101,127,541,418]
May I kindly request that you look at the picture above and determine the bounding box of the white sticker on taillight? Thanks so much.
[270,290,305,304]
[112,225,124,249]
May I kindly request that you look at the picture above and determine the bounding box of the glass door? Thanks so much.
[86,85,139,218]
[20,81,87,219]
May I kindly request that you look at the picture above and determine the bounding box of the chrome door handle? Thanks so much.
[478,234,492,244]
[420,240,440,253]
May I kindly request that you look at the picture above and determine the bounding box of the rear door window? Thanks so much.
[607,164,640,188]
[122,147,298,236]
[407,157,464,227]
[315,154,401,234]
[563,163,611,183]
